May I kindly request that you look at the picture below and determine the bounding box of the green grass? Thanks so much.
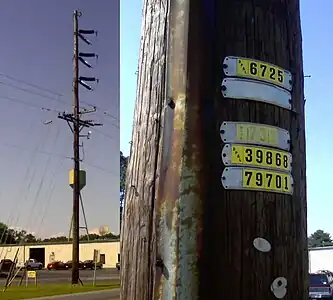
[0,282,120,299]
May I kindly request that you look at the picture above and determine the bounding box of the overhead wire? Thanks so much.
[0,95,63,114]
[0,73,118,246]
[0,73,119,121]
[0,73,62,97]
[0,93,118,141]
[0,74,119,144]
[25,126,62,236]
[0,81,69,107]
[35,157,67,239]
[0,119,45,246]
[4,126,63,260]
[0,122,53,260]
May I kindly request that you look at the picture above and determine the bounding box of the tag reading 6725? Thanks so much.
[222,56,292,91]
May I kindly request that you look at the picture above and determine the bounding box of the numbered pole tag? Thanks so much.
[222,56,292,91]
[221,78,292,110]
[220,122,290,151]
[221,144,292,172]
[221,167,294,195]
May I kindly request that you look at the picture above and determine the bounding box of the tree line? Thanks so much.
[0,222,119,245]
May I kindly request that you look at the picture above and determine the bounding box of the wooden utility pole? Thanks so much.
[58,10,101,285]
[72,9,80,285]
[121,0,308,299]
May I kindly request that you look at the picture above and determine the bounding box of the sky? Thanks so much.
[0,0,120,237]
[120,0,333,237]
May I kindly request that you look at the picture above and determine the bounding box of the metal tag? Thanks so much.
[222,56,292,91]
[221,167,294,195]
[221,78,292,110]
[221,144,292,172]
[220,122,290,151]
[253,237,271,253]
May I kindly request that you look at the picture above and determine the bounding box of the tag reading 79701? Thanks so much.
[221,167,293,195]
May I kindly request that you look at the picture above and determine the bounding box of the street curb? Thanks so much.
[24,288,120,300]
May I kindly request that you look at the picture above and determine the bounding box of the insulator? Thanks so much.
[78,57,92,68]
[79,80,92,91]
[79,52,96,58]
[79,29,96,35]
[78,33,91,45]
[79,76,98,82]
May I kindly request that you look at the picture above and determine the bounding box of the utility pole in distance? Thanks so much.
[121,0,307,300]
[59,10,101,285]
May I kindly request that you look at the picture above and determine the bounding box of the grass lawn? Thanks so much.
[0,282,120,299]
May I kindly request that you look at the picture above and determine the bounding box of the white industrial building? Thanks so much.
[0,240,120,268]
[309,246,333,272]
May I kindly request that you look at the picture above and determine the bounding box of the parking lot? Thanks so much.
[0,268,120,285]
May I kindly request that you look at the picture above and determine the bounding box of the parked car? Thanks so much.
[65,260,86,270]
[309,273,333,299]
[25,259,43,270]
[116,262,120,271]
[317,270,333,279]
[0,259,15,272]
[47,261,68,271]
[83,260,103,270]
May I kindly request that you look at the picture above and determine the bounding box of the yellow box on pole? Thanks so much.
[69,169,86,190]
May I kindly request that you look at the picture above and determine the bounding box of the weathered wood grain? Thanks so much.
[120,0,169,299]
[200,0,308,299]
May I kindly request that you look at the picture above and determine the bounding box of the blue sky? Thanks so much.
[0,0,119,237]
[120,0,332,236]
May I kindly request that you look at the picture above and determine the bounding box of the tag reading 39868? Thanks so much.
[222,144,292,172]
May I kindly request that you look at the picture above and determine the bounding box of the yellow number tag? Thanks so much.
[242,169,292,193]
[236,58,285,86]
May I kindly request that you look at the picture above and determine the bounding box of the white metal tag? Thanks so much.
[222,56,292,91]
[221,167,294,195]
[220,122,290,151]
[221,78,292,110]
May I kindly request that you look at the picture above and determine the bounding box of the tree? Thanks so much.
[0,223,38,244]
[120,151,128,233]
[24,233,38,243]
[42,236,68,243]
[121,0,307,299]
[120,151,128,193]
[308,230,333,248]
[0,223,16,244]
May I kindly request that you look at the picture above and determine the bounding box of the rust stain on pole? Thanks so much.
[155,0,204,299]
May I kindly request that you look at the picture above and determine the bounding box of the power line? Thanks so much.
[0,94,62,113]
[0,81,69,106]
[0,94,117,140]
[0,122,53,256]
[0,73,63,97]
[0,140,117,175]
[0,73,119,121]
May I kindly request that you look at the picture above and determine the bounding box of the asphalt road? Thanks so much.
[0,268,120,284]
